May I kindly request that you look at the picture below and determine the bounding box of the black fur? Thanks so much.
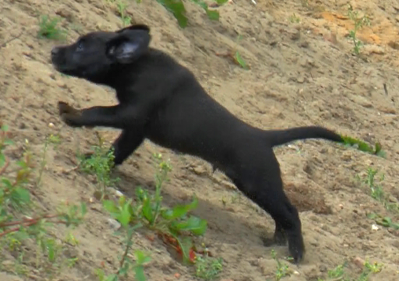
[51,24,345,262]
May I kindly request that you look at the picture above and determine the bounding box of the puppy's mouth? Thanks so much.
[51,58,80,77]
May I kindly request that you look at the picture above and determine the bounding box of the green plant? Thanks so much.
[271,250,290,280]
[234,51,249,69]
[289,13,300,23]
[195,255,223,280]
[37,15,67,41]
[79,133,120,199]
[318,260,382,281]
[358,168,399,212]
[347,5,371,55]
[364,168,385,201]
[367,213,399,230]
[327,263,346,279]
[156,0,228,28]
[357,260,383,281]
[0,123,86,277]
[118,1,132,26]
[94,224,151,281]
[97,153,207,280]
[104,153,207,260]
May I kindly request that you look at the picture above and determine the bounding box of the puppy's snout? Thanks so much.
[51,47,60,56]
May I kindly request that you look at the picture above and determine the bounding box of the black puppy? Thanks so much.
[51,24,345,262]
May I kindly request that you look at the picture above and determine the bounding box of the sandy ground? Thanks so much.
[1,0,399,280]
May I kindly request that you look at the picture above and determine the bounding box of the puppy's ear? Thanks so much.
[115,24,150,34]
[106,29,151,64]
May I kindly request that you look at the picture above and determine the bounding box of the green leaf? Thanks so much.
[2,178,12,188]
[367,213,377,219]
[105,274,118,281]
[3,139,13,145]
[0,154,5,168]
[206,10,220,20]
[191,0,208,9]
[80,202,87,216]
[103,200,118,215]
[135,250,151,264]
[235,51,249,70]
[173,216,207,235]
[162,197,198,220]
[11,188,30,204]
[119,261,130,276]
[118,203,132,227]
[174,235,192,263]
[215,0,228,4]
[142,198,154,223]
[16,160,27,168]
[47,241,56,262]
[1,124,9,132]
[134,265,147,281]
[156,0,188,28]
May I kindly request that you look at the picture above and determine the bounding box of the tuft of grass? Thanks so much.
[117,1,132,26]
[194,255,223,280]
[327,263,346,279]
[234,51,249,70]
[347,5,371,55]
[105,0,132,26]
[215,35,250,70]
[78,133,120,200]
[367,213,399,230]
[37,15,67,41]
[364,167,385,201]
[271,250,291,280]
[357,168,399,213]
[289,13,300,23]
[318,260,383,281]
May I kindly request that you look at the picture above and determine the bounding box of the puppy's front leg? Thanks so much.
[58,101,129,129]
[112,130,145,165]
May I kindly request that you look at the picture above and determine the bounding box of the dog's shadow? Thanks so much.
[111,168,278,250]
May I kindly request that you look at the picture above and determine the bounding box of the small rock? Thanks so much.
[363,45,385,55]
[349,94,372,108]
[107,218,121,230]
[319,264,327,272]
[377,105,396,114]
[2,260,14,267]
[353,256,365,269]
[56,7,74,21]
[193,165,207,175]
[388,41,399,50]
[0,272,23,281]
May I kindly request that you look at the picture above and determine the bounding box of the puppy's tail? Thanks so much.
[266,126,344,147]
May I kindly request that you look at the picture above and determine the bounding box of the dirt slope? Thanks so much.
[1,0,399,280]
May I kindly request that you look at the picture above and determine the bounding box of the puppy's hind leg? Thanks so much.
[229,157,305,262]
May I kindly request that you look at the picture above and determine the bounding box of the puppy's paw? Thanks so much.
[58,101,83,127]
[58,101,80,116]
[60,113,81,127]
[288,235,305,264]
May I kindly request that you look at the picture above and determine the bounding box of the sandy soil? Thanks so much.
[1,0,399,280]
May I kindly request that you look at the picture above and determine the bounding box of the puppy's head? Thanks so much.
[51,24,151,82]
